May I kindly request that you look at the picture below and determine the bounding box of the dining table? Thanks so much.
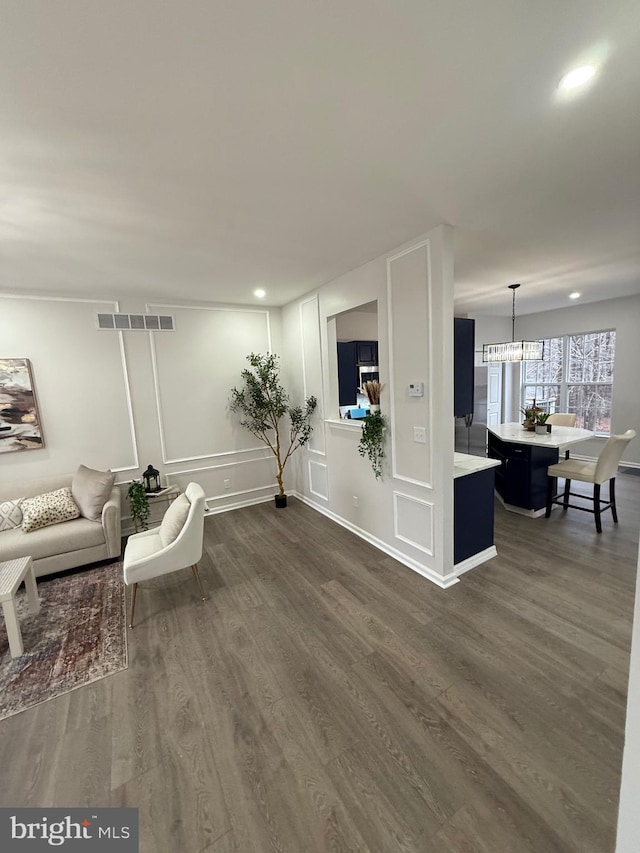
[487,422,594,516]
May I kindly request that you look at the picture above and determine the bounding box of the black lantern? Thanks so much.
[143,464,161,493]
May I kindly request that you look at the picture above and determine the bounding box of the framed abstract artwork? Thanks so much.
[0,358,45,452]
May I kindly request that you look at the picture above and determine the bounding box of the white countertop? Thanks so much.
[454,452,501,479]
[488,422,593,448]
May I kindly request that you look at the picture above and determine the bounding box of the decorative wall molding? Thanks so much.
[164,456,276,499]
[300,295,326,457]
[387,240,434,489]
[308,459,329,501]
[0,293,139,473]
[393,491,435,557]
[146,302,272,464]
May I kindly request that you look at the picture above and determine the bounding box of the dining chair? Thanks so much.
[545,429,636,532]
[547,413,577,458]
[123,482,207,627]
[547,413,577,427]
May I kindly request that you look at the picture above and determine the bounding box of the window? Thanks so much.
[522,330,616,435]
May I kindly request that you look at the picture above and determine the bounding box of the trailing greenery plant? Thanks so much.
[230,353,317,499]
[127,480,150,531]
[358,409,386,479]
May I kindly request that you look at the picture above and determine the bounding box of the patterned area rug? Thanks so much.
[0,561,128,721]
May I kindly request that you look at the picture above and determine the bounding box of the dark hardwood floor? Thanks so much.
[1,472,639,852]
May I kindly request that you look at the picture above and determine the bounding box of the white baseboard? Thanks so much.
[292,491,460,589]
[454,546,498,576]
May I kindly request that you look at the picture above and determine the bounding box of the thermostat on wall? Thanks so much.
[408,382,424,397]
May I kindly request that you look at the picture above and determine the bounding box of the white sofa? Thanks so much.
[0,474,121,577]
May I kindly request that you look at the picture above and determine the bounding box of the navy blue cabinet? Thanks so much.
[488,432,558,511]
[454,318,475,417]
[337,340,379,406]
[337,342,358,406]
[454,468,496,564]
[356,340,378,365]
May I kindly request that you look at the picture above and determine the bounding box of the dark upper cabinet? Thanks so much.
[337,342,358,406]
[337,340,379,406]
[454,318,475,417]
[356,340,378,366]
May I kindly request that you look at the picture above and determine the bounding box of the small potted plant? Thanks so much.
[520,401,543,431]
[127,480,150,532]
[534,411,551,434]
[358,409,387,479]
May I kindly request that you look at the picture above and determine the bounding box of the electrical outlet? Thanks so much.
[223,479,231,490]
[413,426,427,444]
[352,495,359,507]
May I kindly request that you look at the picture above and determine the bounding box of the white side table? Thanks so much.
[0,556,40,658]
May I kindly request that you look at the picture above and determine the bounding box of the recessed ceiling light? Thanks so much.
[569,291,581,300]
[559,65,596,90]
[254,289,266,299]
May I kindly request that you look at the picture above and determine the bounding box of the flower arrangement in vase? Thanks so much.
[362,380,382,412]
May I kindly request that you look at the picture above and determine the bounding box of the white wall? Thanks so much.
[335,306,378,341]
[471,295,640,466]
[282,226,459,586]
[0,294,283,528]
[616,534,640,853]
[515,295,640,466]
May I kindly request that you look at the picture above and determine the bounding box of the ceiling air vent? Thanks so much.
[96,313,175,331]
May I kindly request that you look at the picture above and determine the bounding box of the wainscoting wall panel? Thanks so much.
[387,242,433,488]
[308,459,329,502]
[0,295,139,482]
[164,454,277,504]
[393,490,435,556]
[147,304,272,464]
[300,295,326,456]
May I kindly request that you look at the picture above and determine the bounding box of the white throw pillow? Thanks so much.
[158,494,190,547]
[0,498,23,532]
[21,488,80,533]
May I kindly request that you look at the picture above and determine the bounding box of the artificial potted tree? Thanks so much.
[230,353,317,508]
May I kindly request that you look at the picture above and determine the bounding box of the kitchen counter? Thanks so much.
[454,452,501,479]
[488,422,593,448]
[487,423,593,517]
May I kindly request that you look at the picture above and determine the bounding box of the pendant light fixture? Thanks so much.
[482,284,544,363]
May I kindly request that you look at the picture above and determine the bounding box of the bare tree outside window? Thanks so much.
[522,330,616,435]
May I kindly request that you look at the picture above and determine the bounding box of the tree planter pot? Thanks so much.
[274,495,288,508]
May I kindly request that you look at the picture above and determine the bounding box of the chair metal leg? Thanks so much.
[129,583,138,629]
[594,483,602,533]
[192,565,207,600]
[545,476,556,518]
[563,478,571,510]
[610,478,618,523]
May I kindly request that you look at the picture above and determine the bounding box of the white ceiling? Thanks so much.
[2,1,639,316]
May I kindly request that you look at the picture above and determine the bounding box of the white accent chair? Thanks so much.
[547,413,577,427]
[546,429,636,533]
[123,482,207,627]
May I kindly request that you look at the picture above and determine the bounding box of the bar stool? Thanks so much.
[545,429,636,532]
